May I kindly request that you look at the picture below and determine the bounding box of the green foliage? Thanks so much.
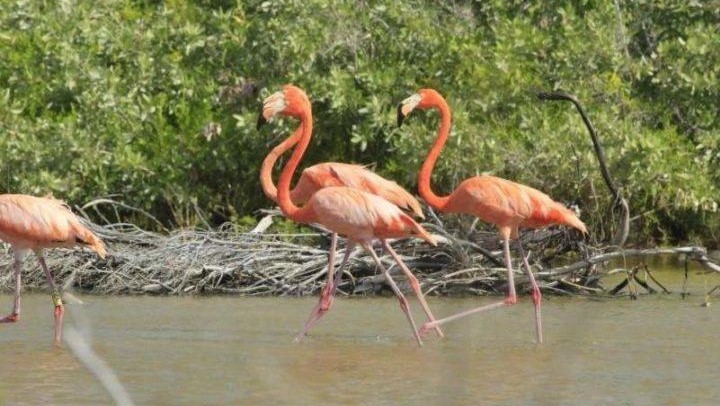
[0,0,717,245]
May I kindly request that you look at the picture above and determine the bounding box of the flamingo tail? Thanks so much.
[75,225,107,259]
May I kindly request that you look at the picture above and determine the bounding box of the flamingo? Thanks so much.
[257,84,439,346]
[397,89,587,343]
[258,114,437,339]
[0,194,107,343]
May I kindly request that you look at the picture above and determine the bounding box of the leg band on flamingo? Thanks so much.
[52,290,63,307]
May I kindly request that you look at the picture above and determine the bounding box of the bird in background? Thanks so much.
[397,88,587,343]
[258,113,435,338]
[257,84,440,346]
[0,194,107,344]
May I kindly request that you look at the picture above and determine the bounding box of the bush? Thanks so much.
[0,0,717,246]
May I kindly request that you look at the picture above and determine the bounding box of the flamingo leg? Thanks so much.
[295,240,358,341]
[382,240,443,338]
[419,238,517,336]
[295,234,347,341]
[37,254,63,345]
[329,241,357,294]
[0,257,22,323]
[516,241,543,343]
[363,243,423,347]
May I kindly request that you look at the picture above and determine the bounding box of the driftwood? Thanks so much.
[545,246,720,278]
[607,263,670,298]
[0,210,717,298]
[538,91,631,247]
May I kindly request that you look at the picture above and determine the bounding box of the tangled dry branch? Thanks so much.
[0,210,717,298]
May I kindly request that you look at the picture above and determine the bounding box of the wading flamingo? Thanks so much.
[257,85,439,346]
[397,89,587,343]
[259,115,438,339]
[0,194,106,343]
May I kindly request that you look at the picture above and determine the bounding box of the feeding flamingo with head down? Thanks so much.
[257,84,440,346]
[0,194,106,344]
[397,89,587,343]
[258,111,439,339]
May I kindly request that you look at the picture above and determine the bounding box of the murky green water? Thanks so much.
[0,261,719,405]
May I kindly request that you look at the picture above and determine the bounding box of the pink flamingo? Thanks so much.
[258,115,436,338]
[258,85,439,345]
[397,89,587,343]
[0,194,106,343]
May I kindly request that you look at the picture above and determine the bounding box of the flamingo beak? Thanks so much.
[257,91,287,131]
[397,93,422,127]
[256,108,267,130]
[397,103,405,127]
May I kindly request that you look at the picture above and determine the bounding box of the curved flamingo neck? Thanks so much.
[259,124,303,202]
[418,97,451,210]
[277,111,313,220]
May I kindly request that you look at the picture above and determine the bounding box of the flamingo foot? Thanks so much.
[418,321,436,338]
[294,286,336,342]
[0,312,19,323]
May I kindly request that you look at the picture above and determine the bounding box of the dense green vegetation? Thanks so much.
[0,0,718,246]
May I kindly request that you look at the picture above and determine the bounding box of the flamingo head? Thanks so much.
[397,88,445,127]
[257,84,311,130]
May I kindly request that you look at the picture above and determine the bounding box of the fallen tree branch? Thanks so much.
[0,207,717,298]
[546,246,719,276]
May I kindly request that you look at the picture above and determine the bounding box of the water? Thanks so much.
[0,263,719,405]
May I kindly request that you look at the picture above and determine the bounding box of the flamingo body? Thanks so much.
[291,163,424,218]
[260,127,424,219]
[258,84,441,345]
[398,88,587,343]
[300,186,432,243]
[0,194,106,344]
[442,175,587,236]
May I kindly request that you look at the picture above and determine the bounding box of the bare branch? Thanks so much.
[537,91,630,247]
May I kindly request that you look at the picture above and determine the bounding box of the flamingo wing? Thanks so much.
[288,164,342,204]
[518,185,587,233]
[0,195,106,257]
[306,187,435,244]
[325,163,424,219]
[445,176,586,233]
[445,176,530,227]
[287,163,424,219]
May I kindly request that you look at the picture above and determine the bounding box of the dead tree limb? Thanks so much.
[545,247,718,277]
[1,199,717,299]
[645,267,671,294]
[537,91,630,247]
